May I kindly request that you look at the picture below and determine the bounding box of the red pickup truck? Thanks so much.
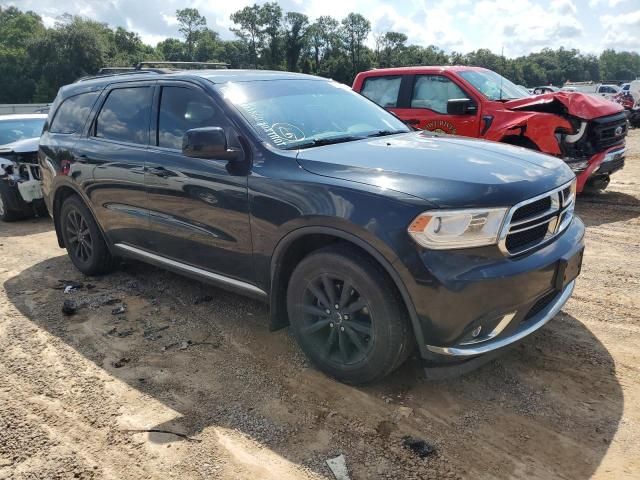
[353,66,627,192]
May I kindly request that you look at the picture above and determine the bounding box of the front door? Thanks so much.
[393,74,480,137]
[144,82,254,283]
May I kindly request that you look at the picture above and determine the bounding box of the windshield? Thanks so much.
[215,79,409,149]
[0,118,45,145]
[459,70,528,101]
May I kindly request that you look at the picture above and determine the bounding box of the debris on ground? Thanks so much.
[396,406,414,419]
[402,436,436,458]
[194,294,213,305]
[111,305,126,315]
[61,300,78,316]
[59,280,84,291]
[112,358,130,368]
[179,340,192,350]
[143,325,169,341]
[326,454,350,480]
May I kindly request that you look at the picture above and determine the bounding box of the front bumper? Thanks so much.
[426,280,574,356]
[396,216,585,363]
[570,145,626,192]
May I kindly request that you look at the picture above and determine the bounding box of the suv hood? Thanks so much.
[0,137,39,154]
[296,131,575,208]
[504,91,623,120]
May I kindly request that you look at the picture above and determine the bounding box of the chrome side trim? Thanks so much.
[426,280,575,356]
[114,243,267,297]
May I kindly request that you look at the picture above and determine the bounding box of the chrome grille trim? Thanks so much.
[498,180,575,256]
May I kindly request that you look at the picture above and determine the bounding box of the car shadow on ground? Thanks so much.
[5,255,624,479]
[0,215,53,237]
[577,190,640,227]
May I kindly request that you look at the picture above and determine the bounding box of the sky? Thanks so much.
[7,0,640,57]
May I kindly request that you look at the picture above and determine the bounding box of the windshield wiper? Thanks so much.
[284,135,365,150]
[365,129,407,138]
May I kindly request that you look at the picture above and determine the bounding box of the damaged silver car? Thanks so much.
[0,114,47,221]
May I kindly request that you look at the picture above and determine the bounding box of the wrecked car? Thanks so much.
[353,66,627,192]
[0,114,47,221]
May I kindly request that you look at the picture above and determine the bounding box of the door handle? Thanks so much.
[73,154,89,163]
[146,166,172,178]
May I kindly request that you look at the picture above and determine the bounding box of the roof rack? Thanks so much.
[75,61,230,83]
[135,61,229,70]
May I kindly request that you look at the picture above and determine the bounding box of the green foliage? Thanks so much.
[0,4,639,103]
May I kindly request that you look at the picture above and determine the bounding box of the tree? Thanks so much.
[176,8,206,60]
[283,12,308,71]
[231,5,263,68]
[340,13,370,77]
[307,16,340,73]
[193,28,220,62]
[260,2,283,69]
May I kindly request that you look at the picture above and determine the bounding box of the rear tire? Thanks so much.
[286,244,414,385]
[60,195,116,275]
[0,183,22,222]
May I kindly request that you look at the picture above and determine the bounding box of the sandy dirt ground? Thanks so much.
[1,130,639,480]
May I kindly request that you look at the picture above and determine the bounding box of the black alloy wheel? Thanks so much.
[287,245,413,384]
[65,208,94,263]
[60,195,116,275]
[300,273,374,365]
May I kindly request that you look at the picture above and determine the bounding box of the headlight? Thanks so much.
[408,208,508,249]
[566,160,589,173]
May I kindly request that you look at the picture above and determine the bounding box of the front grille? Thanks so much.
[589,112,627,152]
[500,182,575,256]
[510,197,551,222]
[505,223,549,251]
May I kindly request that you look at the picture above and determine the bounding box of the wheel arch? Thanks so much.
[500,134,541,151]
[268,226,426,351]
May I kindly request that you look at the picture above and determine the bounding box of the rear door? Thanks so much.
[393,74,481,137]
[77,82,154,249]
[143,81,254,283]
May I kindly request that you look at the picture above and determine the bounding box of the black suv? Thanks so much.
[39,70,584,384]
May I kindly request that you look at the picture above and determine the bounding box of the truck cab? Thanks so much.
[353,66,627,193]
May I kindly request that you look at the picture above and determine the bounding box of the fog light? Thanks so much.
[471,326,482,338]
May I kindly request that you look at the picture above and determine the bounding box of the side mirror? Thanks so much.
[182,127,240,161]
[447,98,477,115]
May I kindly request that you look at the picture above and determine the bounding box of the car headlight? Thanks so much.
[566,160,589,173]
[408,208,508,249]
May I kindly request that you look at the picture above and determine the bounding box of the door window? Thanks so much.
[50,91,100,134]
[94,87,152,144]
[361,76,402,108]
[411,75,468,113]
[158,86,222,150]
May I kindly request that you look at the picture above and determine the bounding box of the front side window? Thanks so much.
[50,91,100,134]
[158,87,222,150]
[361,76,402,108]
[459,69,527,101]
[95,87,152,144]
[0,118,45,144]
[411,75,468,113]
[215,79,409,150]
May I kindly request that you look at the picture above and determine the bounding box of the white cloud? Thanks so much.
[601,9,640,49]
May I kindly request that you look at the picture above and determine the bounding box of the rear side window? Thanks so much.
[95,87,152,144]
[411,75,468,113]
[158,86,222,149]
[361,76,401,108]
[50,91,100,134]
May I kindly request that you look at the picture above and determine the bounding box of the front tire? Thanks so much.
[286,245,413,384]
[60,195,116,275]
